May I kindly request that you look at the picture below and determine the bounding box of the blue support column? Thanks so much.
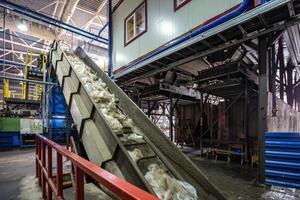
[108,0,113,77]
[98,23,108,36]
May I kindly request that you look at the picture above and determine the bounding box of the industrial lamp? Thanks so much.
[16,19,28,32]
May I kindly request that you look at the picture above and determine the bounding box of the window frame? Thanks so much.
[174,0,191,12]
[124,0,147,46]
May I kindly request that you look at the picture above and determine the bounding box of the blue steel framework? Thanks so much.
[46,81,74,144]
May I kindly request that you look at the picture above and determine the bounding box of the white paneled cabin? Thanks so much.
[112,0,252,77]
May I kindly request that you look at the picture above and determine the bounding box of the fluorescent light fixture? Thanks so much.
[20,53,24,61]
[16,20,28,32]
[18,71,24,77]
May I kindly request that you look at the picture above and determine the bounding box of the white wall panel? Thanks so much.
[113,0,243,72]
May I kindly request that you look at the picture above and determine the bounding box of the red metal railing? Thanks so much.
[35,134,158,200]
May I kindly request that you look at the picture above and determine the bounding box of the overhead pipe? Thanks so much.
[98,23,108,36]
[89,23,108,43]
[0,0,108,44]
[114,0,251,76]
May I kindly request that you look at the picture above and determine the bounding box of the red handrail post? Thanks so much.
[56,152,64,199]
[35,134,159,200]
[42,142,46,198]
[38,138,42,186]
[75,166,84,200]
[35,136,38,178]
[47,146,53,200]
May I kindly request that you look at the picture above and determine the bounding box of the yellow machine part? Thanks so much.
[3,79,10,98]
[22,51,29,100]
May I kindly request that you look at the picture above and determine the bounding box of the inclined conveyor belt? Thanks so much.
[49,41,227,200]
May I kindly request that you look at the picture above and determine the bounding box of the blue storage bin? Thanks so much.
[0,132,20,148]
[12,135,20,146]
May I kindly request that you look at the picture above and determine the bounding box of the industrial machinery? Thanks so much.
[49,41,227,200]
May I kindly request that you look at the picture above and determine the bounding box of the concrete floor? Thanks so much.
[0,148,299,200]
[0,148,111,200]
[0,148,41,200]
[190,157,300,200]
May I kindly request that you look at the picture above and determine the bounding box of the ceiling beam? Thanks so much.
[0,1,108,44]
[37,1,58,12]
[82,0,108,30]
[61,0,80,23]
[0,38,47,52]
[1,49,40,56]
[0,59,37,68]
[75,6,107,22]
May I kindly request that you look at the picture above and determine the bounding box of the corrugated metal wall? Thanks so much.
[265,132,300,189]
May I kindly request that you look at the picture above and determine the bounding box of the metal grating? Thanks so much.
[77,0,103,12]
[265,132,300,189]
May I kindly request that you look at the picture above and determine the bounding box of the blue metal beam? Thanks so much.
[0,31,52,47]
[0,0,108,45]
[108,0,113,77]
[98,23,108,36]
[0,59,37,68]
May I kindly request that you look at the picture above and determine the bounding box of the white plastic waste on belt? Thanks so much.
[128,148,144,162]
[145,164,198,200]
[68,55,198,200]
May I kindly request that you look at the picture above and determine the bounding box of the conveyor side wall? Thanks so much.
[50,43,154,193]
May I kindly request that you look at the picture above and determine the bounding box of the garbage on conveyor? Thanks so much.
[128,148,143,162]
[68,55,198,200]
[145,164,198,200]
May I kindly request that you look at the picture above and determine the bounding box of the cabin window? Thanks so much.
[125,1,147,45]
[174,0,191,11]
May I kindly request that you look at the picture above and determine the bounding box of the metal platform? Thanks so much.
[141,83,201,102]
[115,0,300,84]
[4,98,41,111]
[196,62,258,98]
